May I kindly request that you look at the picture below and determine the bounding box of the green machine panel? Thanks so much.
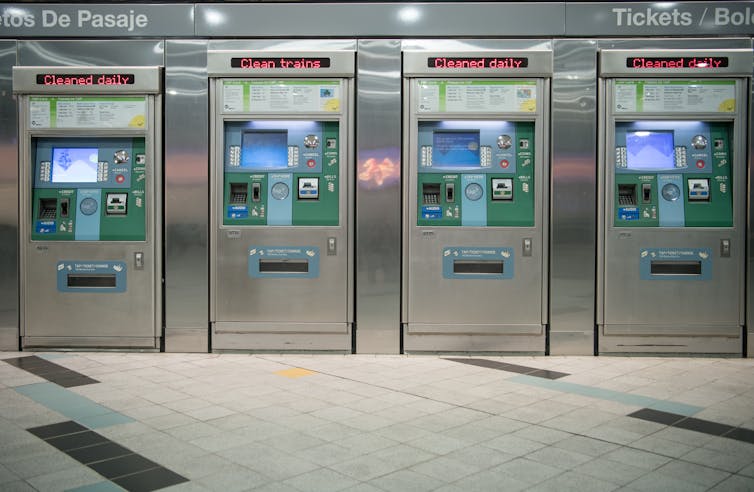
[223,120,339,226]
[31,137,147,241]
[417,120,534,227]
[613,121,733,228]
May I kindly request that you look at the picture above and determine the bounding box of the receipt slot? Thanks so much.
[598,50,750,354]
[209,50,353,351]
[402,50,551,352]
[14,67,162,349]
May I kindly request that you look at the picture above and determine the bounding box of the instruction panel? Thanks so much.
[29,96,147,129]
[614,80,736,113]
[417,80,537,113]
[223,80,341,113]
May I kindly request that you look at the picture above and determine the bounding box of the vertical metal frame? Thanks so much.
[549,39,598,355]
[164,40,209,352]
[355,40,402,353]
[0,41,17,350]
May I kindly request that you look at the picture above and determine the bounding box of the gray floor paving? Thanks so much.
[1,353,754,491]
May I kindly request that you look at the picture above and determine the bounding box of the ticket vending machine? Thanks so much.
[209,50,354,351]
[598,49,750,354]
[402,50,551,352]
[14,67,162,349]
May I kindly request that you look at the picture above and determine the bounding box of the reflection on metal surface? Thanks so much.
[358,148,400,188]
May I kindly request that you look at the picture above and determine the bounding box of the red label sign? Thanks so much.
[230,57,331,69]
[36,74,135,85]
[427,57,529,69]
[625,57,729,69]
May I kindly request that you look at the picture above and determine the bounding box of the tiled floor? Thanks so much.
[2,353,754,491]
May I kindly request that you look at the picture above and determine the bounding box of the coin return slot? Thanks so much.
[105,193,128,215]
[618,184,637,205]
[423,183,441,205]
[650,261,702,276]
[67,274,117,288]
[38,198,58,219]
[230,183,248,204]
[453,260,504,275]
[259,259,309,273]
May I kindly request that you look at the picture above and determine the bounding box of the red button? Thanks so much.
[499,159,509,168]
[115,174,125,183]
[696,160,705,169]
[307,159,316,168]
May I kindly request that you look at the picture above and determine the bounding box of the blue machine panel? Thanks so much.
[56,260,127,293]
[639,248,711,281]
[248,246,320,279]
[442,246,514,280]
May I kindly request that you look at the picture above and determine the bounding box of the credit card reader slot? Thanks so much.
[445,183,455,203]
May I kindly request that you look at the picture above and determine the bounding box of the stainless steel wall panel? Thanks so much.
[549,39,598,355]
[0,41,18,351]
[749,38,754,358]
[18,40,164,67]
[196,3,565,38]
[164,40,209,353]
[355,40,402,354]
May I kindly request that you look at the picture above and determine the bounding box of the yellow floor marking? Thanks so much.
[274,368,316,378]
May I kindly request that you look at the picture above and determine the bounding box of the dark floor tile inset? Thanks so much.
[3,355,99,388]
[445,358,569,379]
[67,442,134,465]
[28,419,189,492]
[45,430,109,452]
[112,466,189,492]
[27,420,88,440]
[674,417,735,436]
[48,374,100,388]
[628,408,687,426]
[725,427,754,444]
[89,454,162,480]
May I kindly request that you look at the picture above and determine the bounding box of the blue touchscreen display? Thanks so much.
[626,130,675,170]
[432,131,481,169]
[241,130,288,169]
[51,147,98,183]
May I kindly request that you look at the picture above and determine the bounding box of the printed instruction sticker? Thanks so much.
[29,96,147,129]
[615,80,736,113]
[223,80,341,113]
[418,80,537,113]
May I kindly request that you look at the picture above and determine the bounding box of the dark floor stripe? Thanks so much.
[628,408,754,444]
[3,356,99,387]
[27,421,188,491]
[445,358,569,379]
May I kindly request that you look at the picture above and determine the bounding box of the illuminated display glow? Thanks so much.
[36,74,135,85]
[427,57,529,69]
[626,130,675,170]
[241,130,289,169]
[626,57,729,69]
[230,57,331,69]
[432,130,481,169]
[51,147,99,183]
